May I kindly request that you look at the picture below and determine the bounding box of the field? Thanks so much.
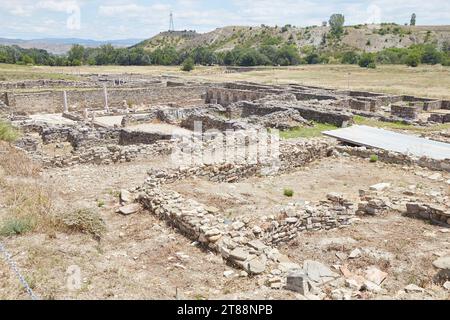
[1,64,450,99]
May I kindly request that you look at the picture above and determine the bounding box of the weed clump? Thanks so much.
[369,154,379,163]
[61,208,106,240]
[283,188,294,197]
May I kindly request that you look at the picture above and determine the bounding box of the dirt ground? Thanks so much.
[171,156,449,218]
[1,152,448,300]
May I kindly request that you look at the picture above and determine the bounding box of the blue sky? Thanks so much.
[1,0,449,40]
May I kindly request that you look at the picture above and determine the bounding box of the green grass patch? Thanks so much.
[0,218,34,236]
[369,154,379,163]
[0,121,20,142]
[283,188,294,197]
[278,122,338,139]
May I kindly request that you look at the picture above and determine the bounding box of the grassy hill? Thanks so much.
[134,24,450,53]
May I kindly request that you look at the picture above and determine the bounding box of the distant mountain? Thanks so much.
[0,38,144,54]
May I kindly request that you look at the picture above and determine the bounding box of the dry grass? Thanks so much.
[59,208,106,240]
[0,143,105,239]
[1,64,449,99]
[0,143,41,177]
[0,178,56,236]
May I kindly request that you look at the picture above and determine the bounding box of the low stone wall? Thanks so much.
[406,202,450,227]
[391,104,421,119]
[42,141,172,167]
[137,186,356,275]
[262,194,355,246]
[336,145,450,172]
[441,101,450,110]
[423,100,443,111]
[205,88,267,106]
[146,139,333,186]
[119,129,172,145]
[428,113,450,123]
[0,79,95,90]
[181,113,231,132]
[348,99,371,111]
[7,86,205,114]
[292,105,353,127]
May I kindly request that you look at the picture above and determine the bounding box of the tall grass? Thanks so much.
[0,121,19,142]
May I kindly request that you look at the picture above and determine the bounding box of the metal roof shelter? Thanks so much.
[323,125,450,160]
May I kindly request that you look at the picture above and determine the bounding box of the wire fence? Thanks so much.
[0,241,39,300]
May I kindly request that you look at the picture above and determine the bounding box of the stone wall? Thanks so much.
[406,202,450,227]
[7,86,205,114]
[43,141,172,167]
[146,139,333,186]
[391,104,421,120]
[119,129,172,145]
[428,113,450,123]
[205,88,267,106]
[336,145,450,172]
[262,194,355,246]
[136,181,355,275]
[292,105,353,127]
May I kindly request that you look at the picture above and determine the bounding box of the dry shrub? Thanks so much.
[0,180,56,236]
[59,208,106,240]
[0,142,41,177]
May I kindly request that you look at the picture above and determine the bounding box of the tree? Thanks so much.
[410,13,416,26]
[329,14,345,37]
[420,44,442,64]
[341,51,359,64]
[405,52,420,67]
[181,57,194,72]
[68,44,85,65]
[358,52,376,68]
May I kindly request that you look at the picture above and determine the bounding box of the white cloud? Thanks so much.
[98,3,170,17]
[36,0,81,12]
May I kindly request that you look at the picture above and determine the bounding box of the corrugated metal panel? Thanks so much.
[323,125,450,160]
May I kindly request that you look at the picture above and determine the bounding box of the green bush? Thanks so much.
[341,51,359,64]
[358,53,376,68]
[0,121,19,142]
[0,218,33,236]
[181,57,194,72]
[369,154,379,163]
[283,188,294,197]
[405,52,421,67]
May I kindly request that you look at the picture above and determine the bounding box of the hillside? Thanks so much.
[135,24,450,53]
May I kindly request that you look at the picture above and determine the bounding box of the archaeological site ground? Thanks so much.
[0,64,448,301]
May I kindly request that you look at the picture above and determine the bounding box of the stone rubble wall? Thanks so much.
[119,129,173,146]
[261,195,355,246]
[205,88,268,106]
[145,139,334,186]
[42,141,173,167]
[137,186,356,275]
[336,145,450,172]
[428,113,450,124]
[390,104,421,120]
[406,202,450,227]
